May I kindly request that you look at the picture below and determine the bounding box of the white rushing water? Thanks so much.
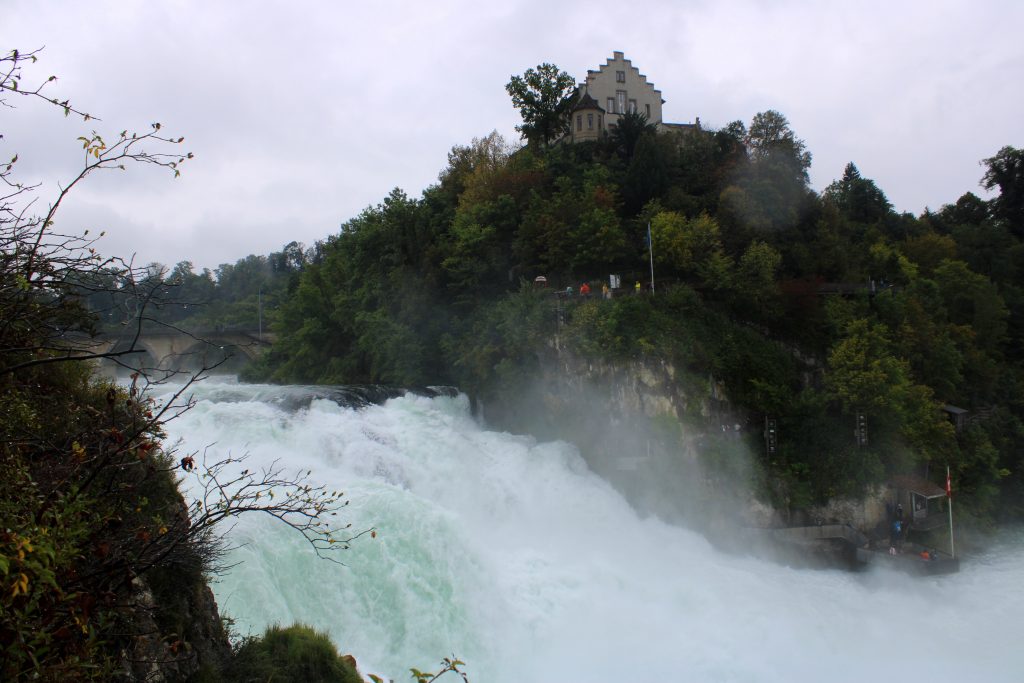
[160,379,1024,683]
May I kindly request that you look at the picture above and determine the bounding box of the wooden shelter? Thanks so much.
[890,475,948,531]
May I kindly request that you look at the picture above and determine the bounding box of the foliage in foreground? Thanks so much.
[224,622,470,683]
[0,47,365,681]
[227,624,362,683]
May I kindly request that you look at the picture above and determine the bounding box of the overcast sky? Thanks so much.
[5,0,1022,271]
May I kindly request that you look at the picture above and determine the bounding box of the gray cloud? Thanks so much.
[6,0,1022,270]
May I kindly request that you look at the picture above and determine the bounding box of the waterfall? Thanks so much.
[160,379,1024,682]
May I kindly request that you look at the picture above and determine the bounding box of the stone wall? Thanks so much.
[797,486,890,531]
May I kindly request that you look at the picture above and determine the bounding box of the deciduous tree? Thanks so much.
[982,145,1024,236]
[505,63,576,147]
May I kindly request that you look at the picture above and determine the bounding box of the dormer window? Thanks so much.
[616,70,625,83]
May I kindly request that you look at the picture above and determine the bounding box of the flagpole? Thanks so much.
[647,222,655,294]
[947,466,955,558]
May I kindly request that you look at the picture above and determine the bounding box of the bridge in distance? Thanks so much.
[88,328,275,376]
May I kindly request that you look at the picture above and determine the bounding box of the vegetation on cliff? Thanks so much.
[235,64,1024,523]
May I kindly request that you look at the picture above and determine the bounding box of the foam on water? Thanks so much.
[160,379,1024,682]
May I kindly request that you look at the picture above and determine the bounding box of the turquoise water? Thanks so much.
[160,379,1024,682]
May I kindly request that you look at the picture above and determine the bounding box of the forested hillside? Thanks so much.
[164,67,1023,523]
[239,78,1023,521]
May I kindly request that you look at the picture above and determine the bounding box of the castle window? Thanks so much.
[607,97,615,113]
[598,114,603,130]
[629,99,637,114]
[616,70,625,83]
[617,91,626,115]
[577,114,582,132]
[645,103,651,118]
[587,113,594,130]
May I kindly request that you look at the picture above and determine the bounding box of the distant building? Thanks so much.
[569,51,699,143]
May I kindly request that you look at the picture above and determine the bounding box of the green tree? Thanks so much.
[735,240,783,316]
[746,109,811,178]
[505,63,577,146]
[826,318,954,459]
[933,259,1009,354]
[823,162,892,223]
[622,132,673,214]
[442,194,518,301]
[826,318,913,413]
[719,110,813,234]
[938,191,990,228]
[650,211,733,292]
[981,145,1024,236]
[900,232,957,276]
[441,132,515,206]
[609,109,657,160]
[568,166,627,273]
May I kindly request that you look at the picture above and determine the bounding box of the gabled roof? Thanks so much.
[585,51,663,100]
[890,475,947,498]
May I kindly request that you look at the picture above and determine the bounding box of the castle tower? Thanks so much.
[570,88,605,143]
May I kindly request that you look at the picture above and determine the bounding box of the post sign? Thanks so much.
[856,412,868,447]
[765,417,778,455]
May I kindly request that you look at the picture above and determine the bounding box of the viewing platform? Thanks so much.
[747,523,959,575]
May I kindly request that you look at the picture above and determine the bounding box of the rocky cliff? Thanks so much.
[485,341,888,536]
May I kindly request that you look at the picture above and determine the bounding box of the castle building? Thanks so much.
[569,51,698,143]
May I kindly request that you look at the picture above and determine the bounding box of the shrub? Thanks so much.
[227,624,362,683]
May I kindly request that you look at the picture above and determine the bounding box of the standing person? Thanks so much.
[634,280,641,294]
[890,520,902,553]
[601,283,610,299]
[580,282,591,297]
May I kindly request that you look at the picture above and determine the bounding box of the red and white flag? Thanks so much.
[946,469,952,498]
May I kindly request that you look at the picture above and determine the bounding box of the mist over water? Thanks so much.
[161,379,1024,682]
